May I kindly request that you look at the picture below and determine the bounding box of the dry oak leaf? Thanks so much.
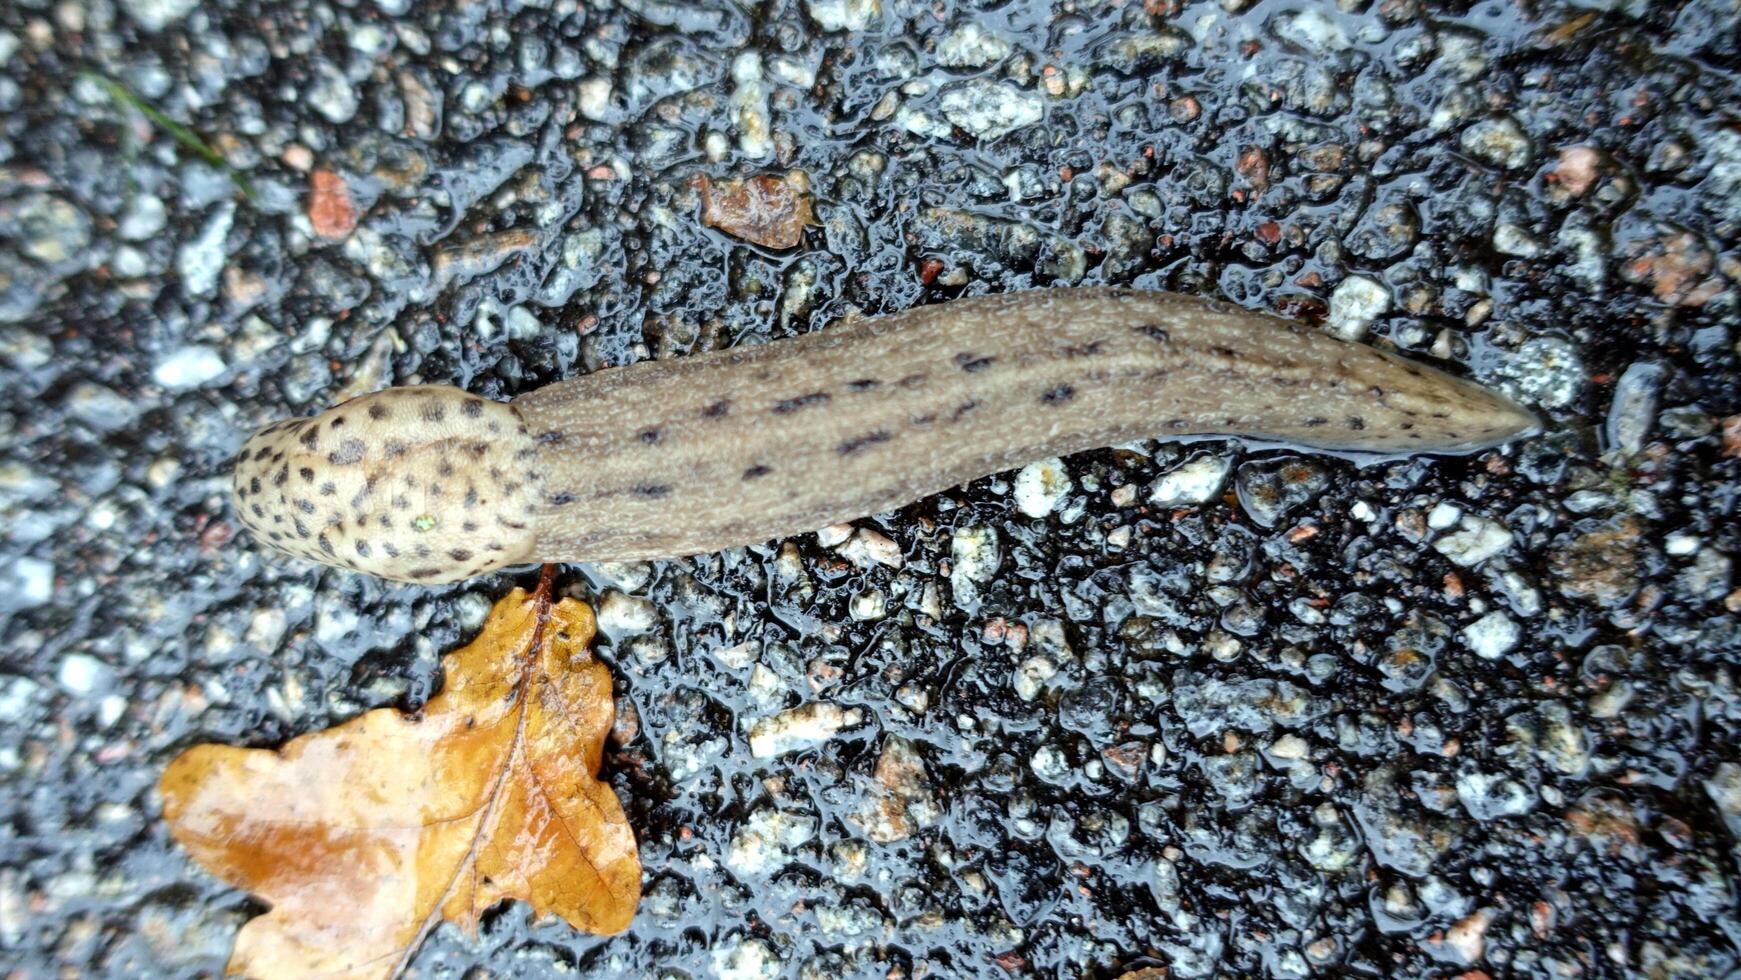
[160,585,640,980]
[694,169,815,249]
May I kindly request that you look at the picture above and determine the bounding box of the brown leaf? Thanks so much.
[695,169,815,249]
[160,577,640,980]
[308,169,358,240]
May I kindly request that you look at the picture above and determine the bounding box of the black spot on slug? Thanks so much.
[355,540,371,557]
[1040,385,1076,404]
[773,391,830,414]
[408,567,443,580]
[838,430,893,455]
[328,439,366,465]
[846,378,881,392]
[331,416,346,429]
[898,373,927,388]
[639,428,660,444]
[1303,417,1328,427]
[548,491,577,506]
[955,353,995,373]
[437,461,454,477]
[319,481,336,496]
[1134,324,1171,343]
[636,484,671,498]
[299,467,314,482]
[704,399,731,418]
[743,464,772,480]
[450,549,472,561]
[385,440,407,458]
[368,403,390,420]
[953,400,980,419]
[538,430,565,444]
[1347,416,1366,430]
[1062,340,1106,357]
[299,428,320,449]
[420,402,445,423]
[249,477,261,495]
[1209,345,1237,358]
[461,400,484,417]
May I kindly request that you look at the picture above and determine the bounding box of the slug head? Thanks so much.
[231,386,542,583]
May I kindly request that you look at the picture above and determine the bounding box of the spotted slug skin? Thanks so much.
[232,288,1537,583]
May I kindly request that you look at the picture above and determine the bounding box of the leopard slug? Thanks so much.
[231,287,1538,583]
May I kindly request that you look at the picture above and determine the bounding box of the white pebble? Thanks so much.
[1149,455,1232,506]
[596,590,659,636]
[3,557,52,610]
[746,702,863,758]
[1013,457,1072,518]
[57,653,113,695]
[152,346,227,390]
[1427,502,1463,530]
[1432,515,1513,567]
[1327,276,1390,340]
[1463,611,1521,660]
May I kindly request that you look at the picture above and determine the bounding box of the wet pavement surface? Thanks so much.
[2,0,1740,976]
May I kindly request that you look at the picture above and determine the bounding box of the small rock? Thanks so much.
[308,170,358,240]
[848,736,941,843]
[119,0,199,31]
[306,62,359,124]
[1462,611,1520,659]
[595,590,659,637]
[938,78,1044,141]
[57,653,113,695]
[1605,361,1665,455]
[152,346,226,390]
[1460,115,1534,170]
[1327,276,1390,340]
[696,170,814,250]
[937,23,1011,67]
[64,383,142,432]
[1013,458,1071,518]
[1705,762,1741,841]
[805,0,880,32]
[1235,458,1329,529]
[176,202,234,298]
[1150,454,1232,506]
[950,525,1000,609]
[747,702,863,758]
[1433,515,1513,567]
[1,557,52,611]
[1499,336,1584,409]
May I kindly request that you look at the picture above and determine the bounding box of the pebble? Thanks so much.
[1500,336,1584,409]
[1461,611,1520,659]
[1012,458,1071,518]
[805,0,879,32]
[595,590,659,637]
[1172,674,1326,736]
[1235,458,1329,529]
[1432,515,1513,567]
[8,194,91,268]
[1606,361,1665,454]
[1460,114,1534,170]
[116,195,166,241]
[64,383,142,432]
[175,202,234,298]
[1150,454,1232,506]
[2,557,52,611]
[151,346,226,390]
[746,702,863,758]
[949,525,1000,609]
[711,936,780,980]
[938,79,1043,140]
[57,653,113,695]
[306,62,359,124]
[937,23,1011,67]
[1326,275,1390,340]
[119,0,199,31]
[1705,763,1741,841]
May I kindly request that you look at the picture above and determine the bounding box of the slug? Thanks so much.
[232,287,1537,583]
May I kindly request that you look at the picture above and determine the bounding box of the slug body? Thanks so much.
[233,288,1537,583]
